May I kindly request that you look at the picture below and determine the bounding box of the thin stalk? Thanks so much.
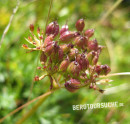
[0,90,53,123]
[100,72,130,78]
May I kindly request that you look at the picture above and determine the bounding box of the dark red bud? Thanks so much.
[59,58,70,71]
[46,21,59,37]
[30,24,34,32]
[84,29,94,38]
[34,76,39,81]
[68,48,79,60]
[95,64,111,75]
[89,83,93,88]
[40,52,47,63]
[60,25,68,35]
[37,27,40,33]
[58,48,64,61]
[22,44,28,49]
[44,35,54,47]
[74,36,87,48]
[75,19,85,32]
[64,78,81,92]
[60,31,75,43]
[44,41,55,55]
[60,44,71,53]
[88,39,98,51]
[67,61,81,76]
[76,53,89,70]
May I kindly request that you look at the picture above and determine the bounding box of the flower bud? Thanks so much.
[60,25,68,35]
[30,24,34,32]
[87,51,95,64]
[84,29,94,38]
[95,64,111,75]
[43,35,54,47]
[68,48,79,60]
[60,31,75,43]
[92,54,99,65]
[44,41,55,55]
[58,48,64,61]
[37,27,40,34]
[64,78,81,92]
[67,61,81,76]
[59,58,70,72]
[34,76,39,81]
[74,36,87,48]
[22,44,28,49]
[60,44,71,53]
[75,19,85,32]
[76,53,89,70]
[28,36,33,42]
[46,21,59,37]
[87,39,98,51]
[40,52,47,63]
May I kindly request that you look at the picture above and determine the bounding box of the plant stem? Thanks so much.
[100,72,130,78]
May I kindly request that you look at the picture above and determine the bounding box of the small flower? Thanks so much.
[59,31,75,42]
[64,78,81,92]
[84,29,94,38]
[30,24,34,32]
[75,19,85,32]
[87,39,98,51]
[59,58,70,72]
[60,24,68,35]
[46,21,59,37]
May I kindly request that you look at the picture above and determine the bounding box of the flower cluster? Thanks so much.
[22,19,111,93]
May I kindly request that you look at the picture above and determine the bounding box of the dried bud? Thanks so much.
[64,78,81,92]
[75,19,85,32]
[30,24,34,32]
[87,39,98,51]
[74,36,87,48]
[95,64,111,75]
[34,76,39,81]
[67,61,81,76]
[60,25,68,35]
[40,52,47,63]
[84,29,94,38]
[60,31,75,43]
[68,48,79,60]
[59,58,70,72]
[46,21,59,37]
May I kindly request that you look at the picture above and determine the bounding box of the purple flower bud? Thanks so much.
[75,19,85,32]
[40,52,47,63]
[74,36,87,48]
[95,64,111,75]
[68,48,79,60]
[44,41,55,55]
[60,44,71,53]
[76,53,89,70]
[84,29,94,38]
[87,39,98,51]
[60,31,75,43]
[92,54,99,65]
[43,35,54,47]
[30,24,34,32]
[46,21,59,37]
[67,61,81,76]
[64,78,81,92]
[34,76,39,81]
[59,58,70,72]
[60,25,68,35]
[58,48,64,61]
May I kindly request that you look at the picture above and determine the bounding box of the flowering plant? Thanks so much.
[22,19,111,93]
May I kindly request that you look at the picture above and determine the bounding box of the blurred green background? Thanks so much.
[0,0,130,124]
